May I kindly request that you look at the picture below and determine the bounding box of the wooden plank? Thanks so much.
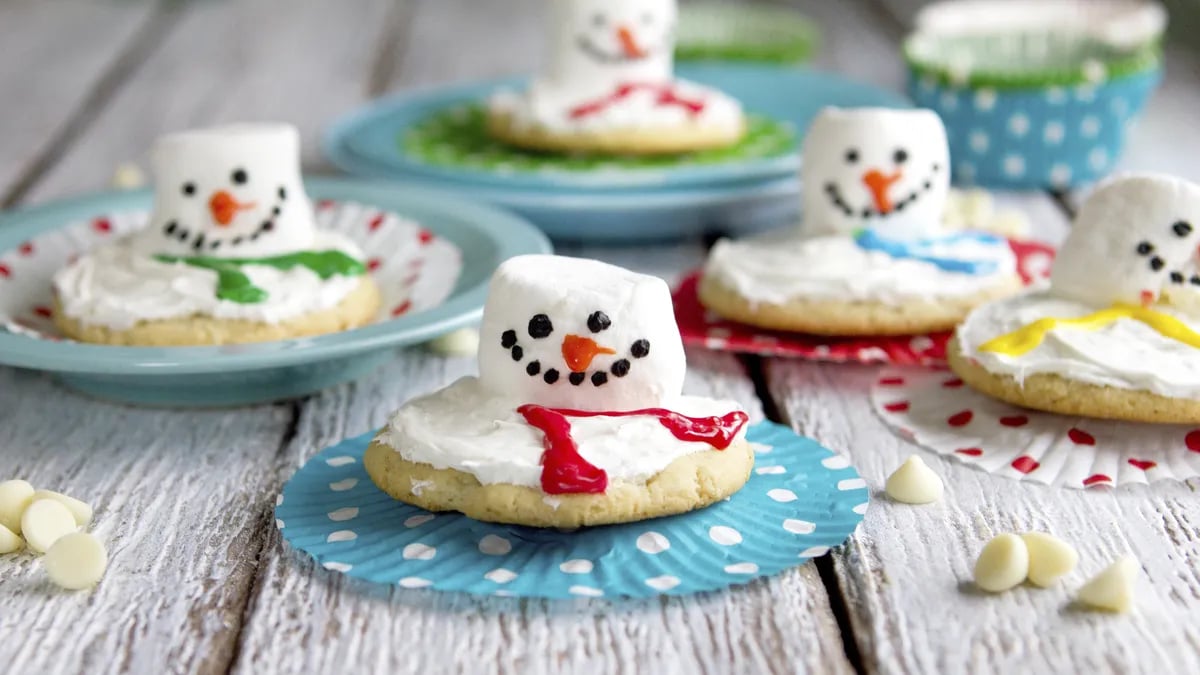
[233,233,855,674]
[22,0,397,205]
[0,368,296,675]
[0,0,163,204]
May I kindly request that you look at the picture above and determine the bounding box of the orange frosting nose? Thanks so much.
[617,25,645,58]
[861,169,903,214]
[208,190,255,226]
[562,334,616,372]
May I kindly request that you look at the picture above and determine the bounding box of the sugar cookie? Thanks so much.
[700,108,1021,336]
[53,124,379,347]
[953,174,1200,423]
[487,0,745,155]
[0,479,35,535]
[1076,555,1138,613]
[973,533,1029,592]
[885,455,944,504]
[0,523,23,554]
[21,499,77,554]
[44,532,108,590]
[1021,532,1078,587]
[32,490,93,528]
[367,255,752,527]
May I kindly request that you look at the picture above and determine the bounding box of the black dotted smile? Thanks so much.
[1135,219,1199,286]
[500,310,651,388]
[824,164,940,219]
[163,170,289,252]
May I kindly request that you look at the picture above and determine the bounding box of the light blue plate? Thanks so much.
[0,178,550,407]
[325,65,910,242]
[276,421,868,599]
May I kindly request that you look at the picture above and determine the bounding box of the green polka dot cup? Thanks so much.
[904,0,1165,188]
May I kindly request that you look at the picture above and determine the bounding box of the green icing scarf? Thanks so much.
[155,250,366,304]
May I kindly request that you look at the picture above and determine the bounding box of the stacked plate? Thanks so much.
[326,63,911,243]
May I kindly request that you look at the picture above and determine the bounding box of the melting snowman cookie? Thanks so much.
[699,107,1022,336]
[952,174,1200,423]
[487,0,745,155]
[52,124,380,346]
[364,254,752,528]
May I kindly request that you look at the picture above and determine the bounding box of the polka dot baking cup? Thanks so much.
[400,104,795,175]
[675,1,819,65]
[872,367,1200,489]
[275,421,868,599]
[673,238,1055,365]
[0,200,461,340]
[904,1,1164,188]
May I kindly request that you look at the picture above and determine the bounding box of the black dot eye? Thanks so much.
[630,339,650,358]
[1136,241,1154,255]
[844,149,859,164]
[894,148,908,164]
[231,168,248,185]
[1173,221,1193,237]
[528,314,553,339]
[181,182,196,196]
[587,311,611,333]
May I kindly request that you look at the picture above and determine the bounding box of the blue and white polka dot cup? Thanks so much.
[904,8,1164,189]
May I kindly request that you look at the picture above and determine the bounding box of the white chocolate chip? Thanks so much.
[426,328,480,357]
[0,479,35,535]
[1076,555,1138,613]
[973,533,1030,592]
[44,532,108,590]
[0,523,23,554]
[1021,532,1078,587]
[885,455,944,504]
[32,490,93,527]
[111,162,146,189]
[21,499,78,554]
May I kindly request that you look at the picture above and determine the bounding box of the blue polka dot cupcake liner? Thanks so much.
[904,3,1165,189]
[275,421,868,599]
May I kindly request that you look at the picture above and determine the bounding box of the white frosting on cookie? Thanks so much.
[956,287,1200,398]
[704,231,1017,306]
[381,376,746,488]
[53,231,365,330]
[136,123,316,259]
[479,254,686,411]
[801,108,950,239]
[1051,174,1200,308]
[490,0,742,134]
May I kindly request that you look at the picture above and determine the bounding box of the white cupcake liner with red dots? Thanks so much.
[0,199,461,339]
[673,239,1055,365]
[872,367,1200,489]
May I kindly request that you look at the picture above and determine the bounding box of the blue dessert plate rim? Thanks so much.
[0,177,551,375]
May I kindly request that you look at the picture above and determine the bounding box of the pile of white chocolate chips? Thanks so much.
[0,479,107,589]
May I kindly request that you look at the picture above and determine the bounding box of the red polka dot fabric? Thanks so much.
[871,368,1200,489]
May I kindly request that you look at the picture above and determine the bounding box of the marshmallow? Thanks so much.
[1050,174,1200,308]
[21,499,77,554]
[478,255,686,411]
[0,479,34,535]
[1021,532,1078,587]
[801,107,951,240]
[44,532,108,590]
[131,124,315,260]
[1076,555,1139,613]
[884,455,944,504]
[542,0,678,97]
[973,533,1030,592]
[32,490,93,528]
[0,523,22,554]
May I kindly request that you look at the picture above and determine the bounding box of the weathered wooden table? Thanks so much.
[2,1,1198,673]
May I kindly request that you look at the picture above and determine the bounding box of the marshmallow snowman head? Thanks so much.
[135,124,315,259]
[801,107,950,239]
[478,255,686,411]
[1050,174,1200,307]
[542,0,678,93]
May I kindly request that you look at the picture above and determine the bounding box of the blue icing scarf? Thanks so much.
[854,228,1006,275]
